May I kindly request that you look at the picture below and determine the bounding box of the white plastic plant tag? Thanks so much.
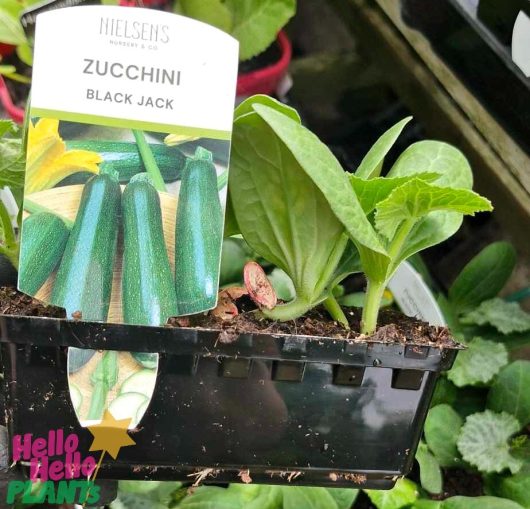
[18,5,238,428]
[388,261,446,327]
[512,11,530,77]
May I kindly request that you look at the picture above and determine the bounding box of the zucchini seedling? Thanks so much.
[228,95,492,333]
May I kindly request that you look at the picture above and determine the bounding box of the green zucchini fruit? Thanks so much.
[51,170,121,321]
[18,212,70,295]
[174,147,223,314]
[122,173,178,325]
[62,140,186,185]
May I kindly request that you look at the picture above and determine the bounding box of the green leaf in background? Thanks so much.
[461,299,530,335]
[0,9,26,45]
[0,119,18,138]
[485,467,530,509]
[488,361,530,426]
[0,138,26,190]
[457,410,523,474]
[366,478,418,509]
[448,242,517,312]
[374,179,492,241]
[16,42,33,66]
[226,0,296,61]
[442,496,525,509]
[112,481,182,509]
[0,64,16,75]
[413,501,442,509]
[268,267,296,301]
[354,116,412,179]
[430,376,459,408]
[416,441,443,494]
[424,404,463,467]
[178,0,233,33]
[177,486,246,509]
[447,337,509,387]
[228,484,283,509]
[327,488,359,509]
[282,487,340,509]
[220,237,252,285]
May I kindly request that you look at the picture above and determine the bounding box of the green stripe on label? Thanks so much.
[31,108,232,140]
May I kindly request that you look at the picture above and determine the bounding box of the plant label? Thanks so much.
[19,5,239,324]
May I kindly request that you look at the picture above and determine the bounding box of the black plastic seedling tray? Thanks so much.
[0,314,459,490]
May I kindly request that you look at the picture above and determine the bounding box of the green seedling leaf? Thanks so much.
[355,116,412,179]
[235,94,301,123]
[229,104,347,320]
[374,179,492,240]
[268,267,296,301]
[0,9,26,45]
[443,496,525,509]
[350,173,439,214]
[461,298,530,334]
[485,467,530,509]
[179,0,233,33]
[416,441,443,494]
[226,0,296,61]
[251,104,386,255]
[388,140,473,188]
[457,410,523,474]
[386,140,478,265]
[449,242,517,312]
[447,337,509,387]
[488,361,530,426]
[366,478,418,509]
[220,237,252,285]
[424,404,463,467]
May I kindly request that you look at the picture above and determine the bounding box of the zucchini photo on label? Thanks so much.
[174,147,224,314]
[51,168,121,321]
[122,173,178,326]
[62,140,187,185]
[18,212,70,295]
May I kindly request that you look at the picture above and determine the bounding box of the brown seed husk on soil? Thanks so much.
[0,286,458,347]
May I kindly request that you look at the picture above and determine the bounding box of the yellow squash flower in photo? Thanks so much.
[25,118,102,194]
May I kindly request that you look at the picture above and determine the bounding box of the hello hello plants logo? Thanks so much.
[7,411,135,505]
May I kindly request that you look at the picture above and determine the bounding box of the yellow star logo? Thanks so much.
[87,410,136,460]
